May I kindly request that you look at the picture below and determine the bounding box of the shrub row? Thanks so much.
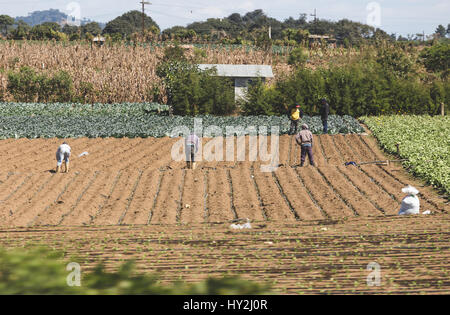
[243,64,448,117]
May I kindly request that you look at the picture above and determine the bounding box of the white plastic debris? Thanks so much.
[422,210,431,215]
[230,218,252,229]
[78,151,89,157]
[398,185,420,215]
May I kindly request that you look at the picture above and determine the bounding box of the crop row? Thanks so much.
[361,115,450,197]
[0,110,364,139]
[0,102,169,116]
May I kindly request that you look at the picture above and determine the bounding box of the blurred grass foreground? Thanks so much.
[0,247,271,295]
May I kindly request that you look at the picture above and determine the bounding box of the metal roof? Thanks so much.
[197,64,274,78]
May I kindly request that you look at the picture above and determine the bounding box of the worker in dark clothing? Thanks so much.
[288,104,304,135]
[185,133,200,169]
[319,98,330,134]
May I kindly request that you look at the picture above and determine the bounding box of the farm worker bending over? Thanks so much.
[398,185,420,215]
[288,104,304,135]
[295,124,315,167]
[185,134,200,170]
[319,98,330,134]
[55,142,71,173]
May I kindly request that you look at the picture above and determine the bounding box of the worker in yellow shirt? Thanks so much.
[288,104,304,135]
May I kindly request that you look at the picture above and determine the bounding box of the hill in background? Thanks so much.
[15,9,105,28]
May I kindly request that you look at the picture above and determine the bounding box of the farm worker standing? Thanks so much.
[319,98,330,134]
[295,124,315,167]
[55,142,71,173]
[398,185,420,215]
[288,104,304,135]
[185,133,200,170]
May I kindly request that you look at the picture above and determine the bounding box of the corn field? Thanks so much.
[0,41,362,103]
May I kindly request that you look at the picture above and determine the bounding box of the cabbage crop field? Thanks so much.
[0,102,170,116]
[0,102,363,138]
[362,115,450,197]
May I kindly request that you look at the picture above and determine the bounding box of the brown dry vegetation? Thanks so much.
[0,41,364,103]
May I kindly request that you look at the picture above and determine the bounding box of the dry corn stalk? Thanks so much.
[0,41,362,103]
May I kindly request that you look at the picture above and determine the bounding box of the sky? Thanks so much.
[1,0,449,36]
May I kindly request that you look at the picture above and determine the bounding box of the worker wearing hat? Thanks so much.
[295,124,315,167]
[288,104,304,135]
[55,141,71,173]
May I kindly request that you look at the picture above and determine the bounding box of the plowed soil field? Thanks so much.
[0,134,448,294]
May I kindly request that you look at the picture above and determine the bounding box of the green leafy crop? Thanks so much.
[0,102,364,139]
[361,115,450,197]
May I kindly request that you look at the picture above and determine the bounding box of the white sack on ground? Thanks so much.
[230,219,252,229]
[398,185,420,215]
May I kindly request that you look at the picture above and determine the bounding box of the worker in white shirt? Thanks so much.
[55,142,71,173]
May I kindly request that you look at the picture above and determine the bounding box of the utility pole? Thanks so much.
[310,8,317,22]
[140,1,151,37]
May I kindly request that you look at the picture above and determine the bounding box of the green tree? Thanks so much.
[430,80,446,114]
[82,22,102,36]
[40,22,61,32]
[242,78,279,115]
[376,46,416,78]
[157,62,234,115]
[435,24,446,38]
[7,67,74,102]
[420,43,450,77]
[103,10,159,37]
[156,48,235,116]
[7,67,43,102]
[288,47,309,66]
[0,15,14,36]
[62,24,79,35]
[160,43,187,62]
[11,20,31,39]
[29,22,62,40]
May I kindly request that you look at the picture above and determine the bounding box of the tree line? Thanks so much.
[0,10,158,41]
[0,9,448,45]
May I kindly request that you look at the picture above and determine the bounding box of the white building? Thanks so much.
[197,64,274,102]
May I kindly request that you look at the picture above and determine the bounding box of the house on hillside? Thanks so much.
[308,34,336,48]
[197,64,274,102]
